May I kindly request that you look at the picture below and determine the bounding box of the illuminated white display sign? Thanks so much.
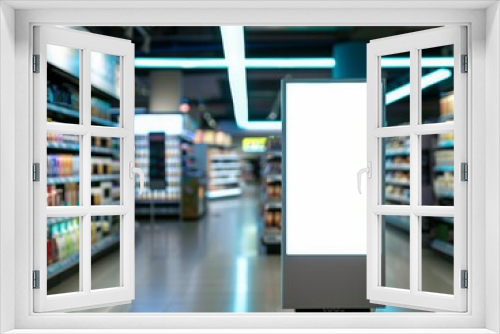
[285,81,367,255]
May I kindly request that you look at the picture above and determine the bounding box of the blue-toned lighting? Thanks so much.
[385,69,452,105]
[135,57,336,69]
[135,57,453,70]
[220,26,249,128]
[381,57,454,68]
[232,256,249,312]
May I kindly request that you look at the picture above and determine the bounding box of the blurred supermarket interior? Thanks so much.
[46,26,455,312]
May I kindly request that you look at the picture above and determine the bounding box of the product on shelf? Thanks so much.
[267,136,282,152]
[440,93,454,118]
[383,137,411,204]
[47,218,80,266]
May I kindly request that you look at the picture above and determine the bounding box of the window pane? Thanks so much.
[382,137,410,205]
[47,133,80,206]
[381,52,410,127]
[421,216,454,295]
[421,133,454,206]
[421,45,454,124]
[91,52,120,127]
[47,217,80,295]
[381,215,410,290]
[91,137,120,205]
[91,215,121,290]
[46,44,81,125]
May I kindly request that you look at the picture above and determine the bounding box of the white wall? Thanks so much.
[0,2,16,333]
[485,2,500,332]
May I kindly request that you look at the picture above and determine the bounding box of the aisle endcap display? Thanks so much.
[196,130,242,199]
[261,136,282,247]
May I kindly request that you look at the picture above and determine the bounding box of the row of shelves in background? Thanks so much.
[261,137,282,247]
[206,147,242,199]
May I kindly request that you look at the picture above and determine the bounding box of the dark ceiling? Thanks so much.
[83,26,436,126]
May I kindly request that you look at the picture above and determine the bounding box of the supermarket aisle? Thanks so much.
[78,186,283,313]
[51,189,453,313]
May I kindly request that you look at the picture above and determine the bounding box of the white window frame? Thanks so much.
[32,26,136,312]
[1,1,498,333]
[366,26,467,312]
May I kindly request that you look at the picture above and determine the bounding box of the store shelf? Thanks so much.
[430,239,454,257]
[385,164,410,171]
[135,207,180,215]
[47,174,120,185]
[135,199,180,204]
[47,141,79,151]
[48,63,119,101]
[439,217,454,225]
[48,142,120,156]
[267,151,282,159]
[384,215,410,232]
[47,233,120,280]
[210,162,241,169]
[385,148,410,156]
[47,103,119,127]
[207,188,242,199]
[265,201,282,210]
[384,195,410,204]
[434,165,454,172]
[439,114,454,122]
[47,217,76,226]
[91,146,120,155]
[210,170,241,177]
[385,179,410,186]
[210,154,239,161]
[437,141,454,148]
[209,178,240,186]
[266,175,282,182]
[435,191,454,198]
[262,228,281,245]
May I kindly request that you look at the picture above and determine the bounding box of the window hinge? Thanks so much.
[461,54,468,73]
[33,270,40,289]
[461,162,468,181]
[33,163,40,182]
[461,270,468,289]
[33,54,40,73]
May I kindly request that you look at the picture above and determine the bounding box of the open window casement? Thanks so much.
[33,26,140,312]
[365,26,467,312]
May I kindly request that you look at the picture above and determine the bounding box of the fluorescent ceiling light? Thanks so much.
[219,26,453,131]
[381,57,454,68]
[135,57,336,69]
[220,26,250,128]
[385,69,452,105]
[221,26,283,131]
[135,57,452,69]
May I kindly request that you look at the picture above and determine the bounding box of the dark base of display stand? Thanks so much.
[295,308,372,312]
[265,244,281,254]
